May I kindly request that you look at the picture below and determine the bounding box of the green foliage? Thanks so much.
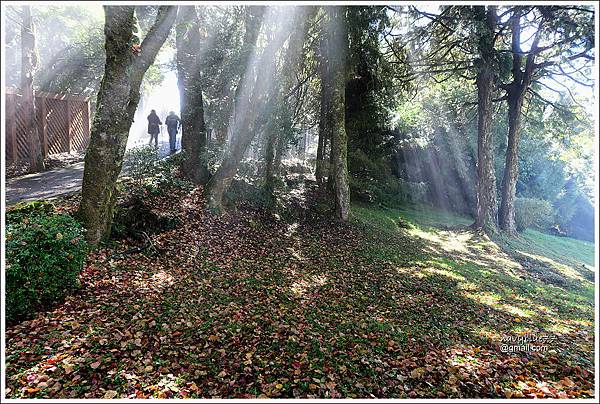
[124,145,160,188]
[224,177,273,209]
[514,197,555,232]
[123,146,194,196]
[349,149,427,206]
[345,6,405,168]
[5,204,88,324]
[6,200,56,219]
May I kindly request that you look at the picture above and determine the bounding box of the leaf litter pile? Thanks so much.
[4,185,595,398]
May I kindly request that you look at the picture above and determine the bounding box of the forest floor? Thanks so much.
[4,180,596,399]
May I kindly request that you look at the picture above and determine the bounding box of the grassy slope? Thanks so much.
[353,202,595,301]
[351,202,595,373]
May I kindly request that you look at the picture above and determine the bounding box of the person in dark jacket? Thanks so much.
[147,110,161,147]
[164,111,181,154]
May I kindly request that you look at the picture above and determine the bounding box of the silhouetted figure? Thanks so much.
[165,111,181,154]
[147,109,161,148]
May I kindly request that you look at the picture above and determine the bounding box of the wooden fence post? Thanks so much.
[8,95,18,162]
[86,98,91,141]
[40,97,48,158]
[66,98,72,153]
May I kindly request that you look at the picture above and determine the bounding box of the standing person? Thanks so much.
[165,111,181,154]
[147,109,161,148]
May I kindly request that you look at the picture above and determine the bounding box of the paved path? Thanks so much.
[6,139,175,206]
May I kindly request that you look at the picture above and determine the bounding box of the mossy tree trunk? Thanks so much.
[326,6,350,220]
[21,6,45,173]
[176,6,209,184]
[78,6,176,244]
[474,6,498,232]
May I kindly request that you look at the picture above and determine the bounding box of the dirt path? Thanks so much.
[5,140,175,205]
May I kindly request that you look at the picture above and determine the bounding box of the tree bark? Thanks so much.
[499,88,524,234]
[327,6,350,220]
[176,6,209,184]
[474,6,498,232]
[263,127,277,203]
[78,6,176,244]
[21,6,45,172]
[315,32,330,185]
[499,8,541,234]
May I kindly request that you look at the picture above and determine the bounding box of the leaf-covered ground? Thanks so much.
[4,185,595,398]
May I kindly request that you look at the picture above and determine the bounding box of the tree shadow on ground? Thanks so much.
[4,185,595,399]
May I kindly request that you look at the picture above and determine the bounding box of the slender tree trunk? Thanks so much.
[231,7,264,125]
[205,9,296,211]
[205,8,264,211]
[78,6,176,244]
[499,87,524,233]
[474,6,498,231]
[176,6,209,184]
[264,7,312,199]
[327,6,350,220]
[315,119,326,183]
[273,134,286,176]
[498,8,540,234]
[315,34,329,185]
[21,6,45,172]
[263,129,277,204]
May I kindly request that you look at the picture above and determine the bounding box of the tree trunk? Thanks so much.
[21,6,45,172]
[231,7,264,125]
[474,6,498,231]
[327,6,350,220]
[315,117,326,183]
[205,9,296,211]
[176,6,209,184]
[315,33,330,185]
[78,6,176,244]
[499,88,524,234]
[498,8,540,234]
[263,124,277,203]
[264,7,312,200]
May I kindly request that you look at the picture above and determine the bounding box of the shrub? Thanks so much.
[123,145,159,189]
[514,197,555,232]
[122,146,193,196]
[5,205,88,323]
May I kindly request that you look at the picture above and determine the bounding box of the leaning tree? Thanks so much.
[78,6,176,244]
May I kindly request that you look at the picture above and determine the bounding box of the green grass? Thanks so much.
[351,201,595,335]
[502,228,594,268]
[5,196,596,399]
[352,201,595,270]
[352,202,472,232]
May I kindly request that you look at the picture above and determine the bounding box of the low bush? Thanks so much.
[514,197,555,232]
[111,194,180,239]
[5,203,88,324]
[122,146,193,196]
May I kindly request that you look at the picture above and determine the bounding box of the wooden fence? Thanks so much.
[5,88,91,163]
